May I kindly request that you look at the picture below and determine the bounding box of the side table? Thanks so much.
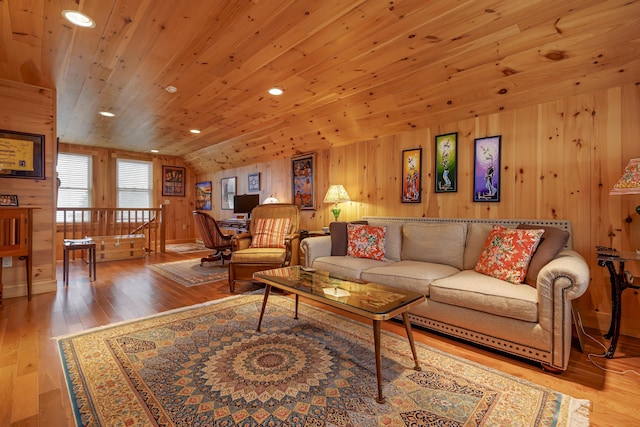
[596,246,640,358]
[63,238,97,286]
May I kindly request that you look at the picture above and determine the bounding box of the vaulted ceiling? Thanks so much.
[1,0,639,174]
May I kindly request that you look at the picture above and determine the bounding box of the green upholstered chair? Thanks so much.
[228,204,300,292]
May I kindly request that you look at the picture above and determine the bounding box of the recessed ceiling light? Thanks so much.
[165,85,177,93]
[268,87,283,96]
[190,129,201,134]
[62,10,96,28]
[150,149,159,153]
[99,111,115,117]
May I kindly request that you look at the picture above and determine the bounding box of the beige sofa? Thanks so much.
[300,216,590,372]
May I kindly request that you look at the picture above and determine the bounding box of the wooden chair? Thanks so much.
[229,204,300,292]
[192,211,233,266]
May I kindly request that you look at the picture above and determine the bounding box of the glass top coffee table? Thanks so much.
[253,266,425,404]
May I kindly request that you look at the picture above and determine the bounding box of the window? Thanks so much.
[56,153,91,222]
[117,159,153,210]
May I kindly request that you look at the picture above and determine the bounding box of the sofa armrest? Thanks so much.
[537,250,590,302]
[300,236,332,267]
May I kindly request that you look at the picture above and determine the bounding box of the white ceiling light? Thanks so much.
[62,10,96,28]
[99,111,115,117]
[165,86,177,93]
[190,129,201,134]
[150,149,159,153]
[268,87,283,96]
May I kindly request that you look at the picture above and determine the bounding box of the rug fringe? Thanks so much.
[569,398,591,427]
[52,293,252,341]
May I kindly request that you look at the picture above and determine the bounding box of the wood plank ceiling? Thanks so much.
[1,0,639,174]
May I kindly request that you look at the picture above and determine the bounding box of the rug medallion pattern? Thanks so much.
[57,295,589,426]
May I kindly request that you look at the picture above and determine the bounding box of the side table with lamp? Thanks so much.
[597,157,640,358]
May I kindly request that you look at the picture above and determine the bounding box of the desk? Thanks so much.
[596,246,640,358]
[219,218,250,233]
[63,239,97,286]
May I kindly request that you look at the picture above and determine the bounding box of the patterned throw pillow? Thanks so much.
[250,218,292,248]
[474,225,544,284]
[346,224,386,261]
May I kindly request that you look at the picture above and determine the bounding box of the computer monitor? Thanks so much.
[233,194,260,218]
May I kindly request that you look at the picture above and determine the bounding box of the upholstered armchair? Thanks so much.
[228,204,300,292]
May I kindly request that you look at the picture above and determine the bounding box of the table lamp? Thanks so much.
[323,185,351,221]
[610,158,640,220]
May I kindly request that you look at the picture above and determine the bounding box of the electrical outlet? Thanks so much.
[164,199,170,205]
[182,224,187,230]
[2,256,12,268]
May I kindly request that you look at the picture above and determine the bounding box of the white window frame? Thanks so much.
[56,152,92,222]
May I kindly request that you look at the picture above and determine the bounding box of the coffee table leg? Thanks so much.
[294,294,299,319]
[402,312,422,371]
[257,285,272,332]
[373,320,385,404]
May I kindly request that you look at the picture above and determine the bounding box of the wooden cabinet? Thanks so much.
[0,207,34,304]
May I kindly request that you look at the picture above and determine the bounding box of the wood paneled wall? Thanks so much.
[201,83,640,337]
[0,79,57,298]
[56,143,198,245]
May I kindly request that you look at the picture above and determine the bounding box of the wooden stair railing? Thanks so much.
[57,206,165,253]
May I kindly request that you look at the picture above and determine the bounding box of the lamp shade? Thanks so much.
[263,196,279,204]
[323,185,351,203]
[610,158,640,195]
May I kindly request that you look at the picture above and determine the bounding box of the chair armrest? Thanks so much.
[299,236,332,267]
[231,232,252,251]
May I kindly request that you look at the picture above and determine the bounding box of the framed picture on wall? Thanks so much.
[195,181,212,210]
[401,148,422,203]
[473,135,501,202]
[435,132,458,193]
[162,165,186,196]
[221,176,236,210]
[248,172,260,192]
[0,194,19,206]
[0,129,45,180]
[292,153,316,210]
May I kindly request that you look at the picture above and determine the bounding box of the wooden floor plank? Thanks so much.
[0,249,638,426]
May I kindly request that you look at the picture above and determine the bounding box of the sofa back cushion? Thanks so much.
[401,222,467,270]
[367,221,402,261]
[463,223,495,270]
[516,224,570,287]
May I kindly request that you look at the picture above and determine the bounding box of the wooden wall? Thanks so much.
[56,143,198,246]
[200,83,640,337]
[0,79,57,298]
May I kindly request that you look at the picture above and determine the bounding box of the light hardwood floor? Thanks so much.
[1,250,639,426]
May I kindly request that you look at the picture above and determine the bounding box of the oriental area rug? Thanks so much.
[56,295,590,427]
[165,242,208,253]
[148,258,228,287]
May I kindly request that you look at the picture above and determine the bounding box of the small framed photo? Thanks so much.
[195,181,212,210]
[473,135,502,202]
[162,165,186,196]
[0,194,19,206]
[248,172,261,192]
[435,132,458,193]
[292,153,316,210]
[221,176,236,210]
[401,148,422,203]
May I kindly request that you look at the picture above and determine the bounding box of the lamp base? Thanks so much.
[331,207,341,222]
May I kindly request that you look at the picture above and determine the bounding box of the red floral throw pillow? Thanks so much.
[346,224,386,261]
[250,218,291,248]
[474,225,544,284]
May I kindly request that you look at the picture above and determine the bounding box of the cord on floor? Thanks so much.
[576,311,640,376]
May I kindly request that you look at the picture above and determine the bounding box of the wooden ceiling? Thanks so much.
[1,0,639,174]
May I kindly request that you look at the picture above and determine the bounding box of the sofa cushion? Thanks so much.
[517,224,570,287]
[250,218,291,248]
[368,221,402,261]
[312,256,389,279]
[329,220,368,256]
[401,222,467,270]
[231,247,287,264]
[347,224,387,261]
[474,225,544,284]
[361,260,460,297]
[463,223,494,270]
[430,270,538,322]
